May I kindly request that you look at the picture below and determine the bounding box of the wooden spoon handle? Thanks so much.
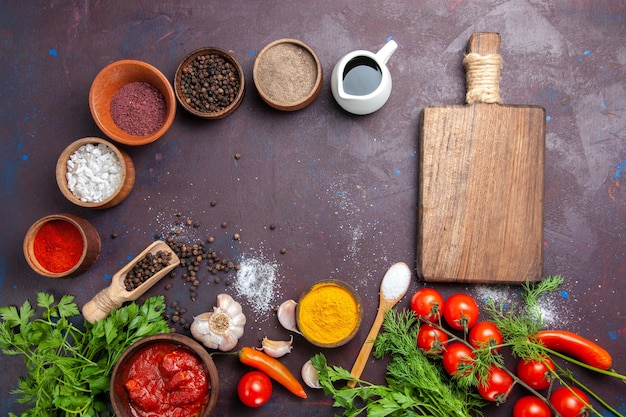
[347,304,387,388]
[82,287,126,324]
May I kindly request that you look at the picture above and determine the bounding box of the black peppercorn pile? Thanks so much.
[124,250,173,291]
[179,53,241,113]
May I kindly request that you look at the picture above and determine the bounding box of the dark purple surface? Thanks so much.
[1,1,624,416]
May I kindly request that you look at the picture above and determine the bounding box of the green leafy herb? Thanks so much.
[0,293,171,417]
[484,275,563,360]
[311,309,485,417]
[483,276,625,417]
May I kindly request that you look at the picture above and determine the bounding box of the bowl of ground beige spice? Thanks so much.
[253,38,323,111]
[90,59,176,145]
[296,280,362,348]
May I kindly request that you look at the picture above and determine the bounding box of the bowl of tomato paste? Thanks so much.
[110,333,219,417]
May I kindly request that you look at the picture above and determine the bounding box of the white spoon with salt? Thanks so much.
[347,262,412,387]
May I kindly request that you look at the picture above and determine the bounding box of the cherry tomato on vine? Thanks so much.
[550,386,589,417]
[477,365,514,403]
[469,321,503,352]
[410,288,444,322]
[513,396,552,417]
[443,293,479,331]
[516,356,555,390]
[442,342,475,377]
[237,371,273,407]
[416,324,448,355]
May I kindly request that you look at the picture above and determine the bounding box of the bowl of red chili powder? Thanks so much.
[23,213,101,278]
[90,59,176,146]
[110,333,219,417]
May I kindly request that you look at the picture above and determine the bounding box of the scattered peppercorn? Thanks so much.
[161,235,240,301]
[234,152,241,160]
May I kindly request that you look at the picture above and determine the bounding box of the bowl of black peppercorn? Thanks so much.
[174,47,245,119]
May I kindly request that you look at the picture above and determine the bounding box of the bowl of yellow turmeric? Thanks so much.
[296,280,362,348]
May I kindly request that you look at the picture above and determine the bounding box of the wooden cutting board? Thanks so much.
[417,32,545,284]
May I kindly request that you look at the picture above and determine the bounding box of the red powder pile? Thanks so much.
[33,220,84,273]
[110,82,166,136]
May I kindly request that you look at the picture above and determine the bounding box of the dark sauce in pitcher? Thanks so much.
[342,57,382,96]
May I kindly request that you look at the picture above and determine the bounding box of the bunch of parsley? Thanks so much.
[0,293,171,417]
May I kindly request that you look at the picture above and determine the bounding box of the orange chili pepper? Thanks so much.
[535,330,612,370]
[239,347,307,398]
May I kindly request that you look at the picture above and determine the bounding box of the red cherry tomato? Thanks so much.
[516,356,555,390]
[443,293,479,331]
[416,324,448,355]
[410,288,444,322]
[237,371,273,407]
[469,321,503,352]
[477,365,514,403]
[513,396,552,417]
[442,342,475,377]
[550,386,589,417]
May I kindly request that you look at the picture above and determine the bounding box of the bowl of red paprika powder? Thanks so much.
[90,59,176,146]
[23,213,101,278]
[110,333,219,417]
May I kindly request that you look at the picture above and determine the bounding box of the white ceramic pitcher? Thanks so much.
[331,40,398,115]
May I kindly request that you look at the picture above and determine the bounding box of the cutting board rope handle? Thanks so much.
[463,32,502,104]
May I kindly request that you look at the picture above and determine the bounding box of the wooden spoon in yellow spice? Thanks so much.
[347,262,412,388]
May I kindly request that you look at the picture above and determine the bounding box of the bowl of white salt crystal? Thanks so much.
[56,137,135,209]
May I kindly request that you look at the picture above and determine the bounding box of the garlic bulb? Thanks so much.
[301,360,321,389]
[191,293,246,351]
[259,335,293,358]
[277,299,301,334]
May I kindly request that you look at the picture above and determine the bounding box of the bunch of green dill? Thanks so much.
[311,309,485,417]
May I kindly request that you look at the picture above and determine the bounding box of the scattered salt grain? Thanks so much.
[474,285,569,328]
[234,256,281,318]
[66,143,122,203]
[474,285,517,308]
